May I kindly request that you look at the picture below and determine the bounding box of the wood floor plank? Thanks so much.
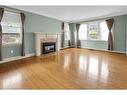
[0,48,127,89]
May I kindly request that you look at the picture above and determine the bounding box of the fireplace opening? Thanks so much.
[41,42,56,54]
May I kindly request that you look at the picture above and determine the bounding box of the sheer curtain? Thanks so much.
[61,22,71,48]
[64,22,70,47]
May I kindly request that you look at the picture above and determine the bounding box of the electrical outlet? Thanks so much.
[11,50,13,54]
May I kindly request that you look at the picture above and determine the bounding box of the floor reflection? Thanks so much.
[63,54,70,69]
[101,62,109,81]
[88,57,99,79]
[78,55,109,81]
[79,55,87,72]
[2,73,22,88]
[0,48,126,89]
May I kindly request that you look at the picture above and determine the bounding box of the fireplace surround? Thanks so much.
[35,33,61,56]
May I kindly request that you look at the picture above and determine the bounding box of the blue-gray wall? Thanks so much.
[2,32,35,59]
[2,9,127,60]
[71,15,127,53]
[24,32,35,54]
[69,23,75,45]
[126,15,127,55]
[81,40,108,50]
[2,11,62,59]
[113,15,126,53]
[25,12,62,33]
[2,45,21,59]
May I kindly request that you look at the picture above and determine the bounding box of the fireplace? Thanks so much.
[41,42,56,54]
[35,33,61,56]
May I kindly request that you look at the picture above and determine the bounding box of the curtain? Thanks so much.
[0,8,4,61]
[69,23,72,47]
[61,22,65,48]
[68,40,71,47]
[20,13,25,56]
[68,23,71,47]
[76,24,81,48]
[106,18,114,50]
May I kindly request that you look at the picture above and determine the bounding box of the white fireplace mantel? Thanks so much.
[34,32,62,56]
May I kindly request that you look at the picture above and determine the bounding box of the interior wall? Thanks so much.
[2,10,62,59]
[113,15,126,53]
[126,15,127,55]
[69,23,74,45]
[81,40,108,50]
[24,32,35,54]
[71,14,127,53]
[24,12,62,33]
[2,7,127,60]
[2,31,35,59]
[2,45,21,59]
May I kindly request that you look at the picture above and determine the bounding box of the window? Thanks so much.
[79,24,87,40]
[64,23,70,41]
[100,21,109,41]
[88,22,99,40]
[1,11,22,45]
[79,20,109,41]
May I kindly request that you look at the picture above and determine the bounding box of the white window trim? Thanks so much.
[79,20,108,41]
[81,39,108,42]
[2,10,22,46]
[64,22,70,41]
[2,43,22,47]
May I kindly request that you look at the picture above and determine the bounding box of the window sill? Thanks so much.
[2,43,22,47]
[80,40,108,42]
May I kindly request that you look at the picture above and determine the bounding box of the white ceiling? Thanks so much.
[10,6,127,22]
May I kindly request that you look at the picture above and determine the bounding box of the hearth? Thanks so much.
[41,42,56,54]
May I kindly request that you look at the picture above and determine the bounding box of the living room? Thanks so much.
[0,5,127,93]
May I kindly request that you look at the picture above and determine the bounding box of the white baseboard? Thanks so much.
[60,46,70,50]
[0,53,35,64]
[80,47,125,54]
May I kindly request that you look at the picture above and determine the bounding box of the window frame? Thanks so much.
[87,21,100,40]
[64,23,70,41]
[1,11,22,46]
[79,20,109,41]
[78,23,87,40]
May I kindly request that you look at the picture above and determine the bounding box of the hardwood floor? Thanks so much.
[0,48,127,89]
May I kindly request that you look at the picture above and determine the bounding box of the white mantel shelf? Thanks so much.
[35,32,62,56]
[33,32,61,35]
